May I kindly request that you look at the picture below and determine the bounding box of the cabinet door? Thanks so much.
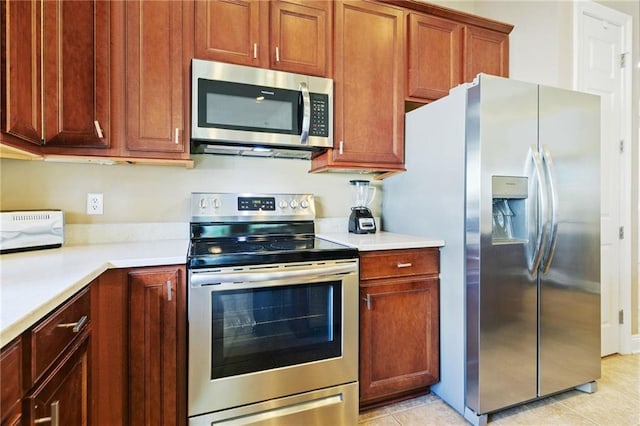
[331,0,404,167]
[270,0,331,77]
[129,266,186,426]
[91,269,128,426]
[195,0,268,67]
[125,0,185,154]
[463,25,509,82]
[359,277,439,405]
[2,0,42,145]
[407,13,462,101]
[0,339,23,425]
[42,0,109,148]
[25,336,90,426]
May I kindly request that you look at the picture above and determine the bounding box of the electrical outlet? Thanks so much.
[87,193,104,215]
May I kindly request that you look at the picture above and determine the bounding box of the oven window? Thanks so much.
[211,281,342,379]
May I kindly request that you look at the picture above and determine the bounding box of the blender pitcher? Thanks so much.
[348,180,376,234]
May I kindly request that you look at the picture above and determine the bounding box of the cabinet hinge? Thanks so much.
[620,53,627,68]
[619,226,624,239]
[618,309,624,324]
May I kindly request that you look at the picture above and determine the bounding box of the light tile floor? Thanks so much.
[358,353,640,425]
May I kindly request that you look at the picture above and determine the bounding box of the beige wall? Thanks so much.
[0,155,382,224]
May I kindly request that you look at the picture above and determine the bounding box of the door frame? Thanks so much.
[573,0,633,355]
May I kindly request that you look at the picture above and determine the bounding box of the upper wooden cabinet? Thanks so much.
[2,0,41,146]
[406,9,510,103]
[407,13,462,102]
[310,0,405,175]
[125,0,188,155]
[195,0,332,77]
[2,0,109,149]
[463,24,509,82]
[269,0,332,76]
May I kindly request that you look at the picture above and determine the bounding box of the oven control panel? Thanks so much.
[191,192,315,222]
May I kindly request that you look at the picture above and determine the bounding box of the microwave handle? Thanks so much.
[299,82,310,144]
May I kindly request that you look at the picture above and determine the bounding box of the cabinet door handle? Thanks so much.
[363,294,372,310]
[253,43,258,59]
[94,120,104,138]
[339,141,344,155]
[174,128,180,145]
[275,46,280,62]
[166,280,172,302]
[34,400,59,425]
[56,315,88,333]
[396,262,413,268]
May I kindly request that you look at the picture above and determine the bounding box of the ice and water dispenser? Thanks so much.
[491,176,528,244]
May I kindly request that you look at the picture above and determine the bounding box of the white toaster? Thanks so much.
[1,210,64,254]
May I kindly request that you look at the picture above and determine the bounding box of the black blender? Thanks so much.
[348,180,376,234]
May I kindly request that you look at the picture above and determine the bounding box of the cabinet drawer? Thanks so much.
[28,287,91,384]
[1,338,23,425]
[360,248,439,280]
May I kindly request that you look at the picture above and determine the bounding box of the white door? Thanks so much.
[574,1,632,355]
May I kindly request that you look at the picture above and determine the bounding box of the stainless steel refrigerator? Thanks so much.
[382,74,601,425]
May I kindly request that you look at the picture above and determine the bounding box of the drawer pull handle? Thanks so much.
[35,400,59,425]
[56,315,88,333]
[397,262,413,268]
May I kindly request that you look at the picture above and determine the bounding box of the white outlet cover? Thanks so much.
[87,193,103,215]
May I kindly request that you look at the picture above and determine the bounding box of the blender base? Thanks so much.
[348,208,376,234]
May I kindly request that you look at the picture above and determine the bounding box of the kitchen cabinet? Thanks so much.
[195,0,331,77]
[359,248,440,409]
[407,12,510,103]
[0,339,22,425]
[2,0,109,149]
[310,0,405,176]
[124,0,188,156]
[91,269,128,426]
[24,337,90,426]
[406,13,462,102]
[128,266,186,426]
[0,287,92,426]
[463,24,509,82]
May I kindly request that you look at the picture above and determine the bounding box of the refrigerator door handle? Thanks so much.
[541,145,559,273]
[527,145,549,274]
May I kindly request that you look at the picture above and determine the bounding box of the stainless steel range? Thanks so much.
[187,192,359,425]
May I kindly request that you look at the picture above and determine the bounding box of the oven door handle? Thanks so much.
[190,263,356,287]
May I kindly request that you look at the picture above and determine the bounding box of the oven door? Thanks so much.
[188,259,358,418]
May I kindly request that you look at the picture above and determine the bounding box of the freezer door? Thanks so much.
[537,85,601,396]
[466,75,539,415]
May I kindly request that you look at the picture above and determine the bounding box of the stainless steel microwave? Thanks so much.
[191,59,333,159]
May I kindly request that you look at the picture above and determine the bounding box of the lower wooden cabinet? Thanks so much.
[359,248,440,409]
[0,338,23,425]
[91,265,186,426]
[25,336,90,426]
[0,286,92,426]
[128,266,186,426]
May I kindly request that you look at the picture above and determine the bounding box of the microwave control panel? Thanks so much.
[309,93,329,137]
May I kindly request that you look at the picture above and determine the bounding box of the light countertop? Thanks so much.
[0,239,189,347]
[318,231,444,251]
[1,229,442,348]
